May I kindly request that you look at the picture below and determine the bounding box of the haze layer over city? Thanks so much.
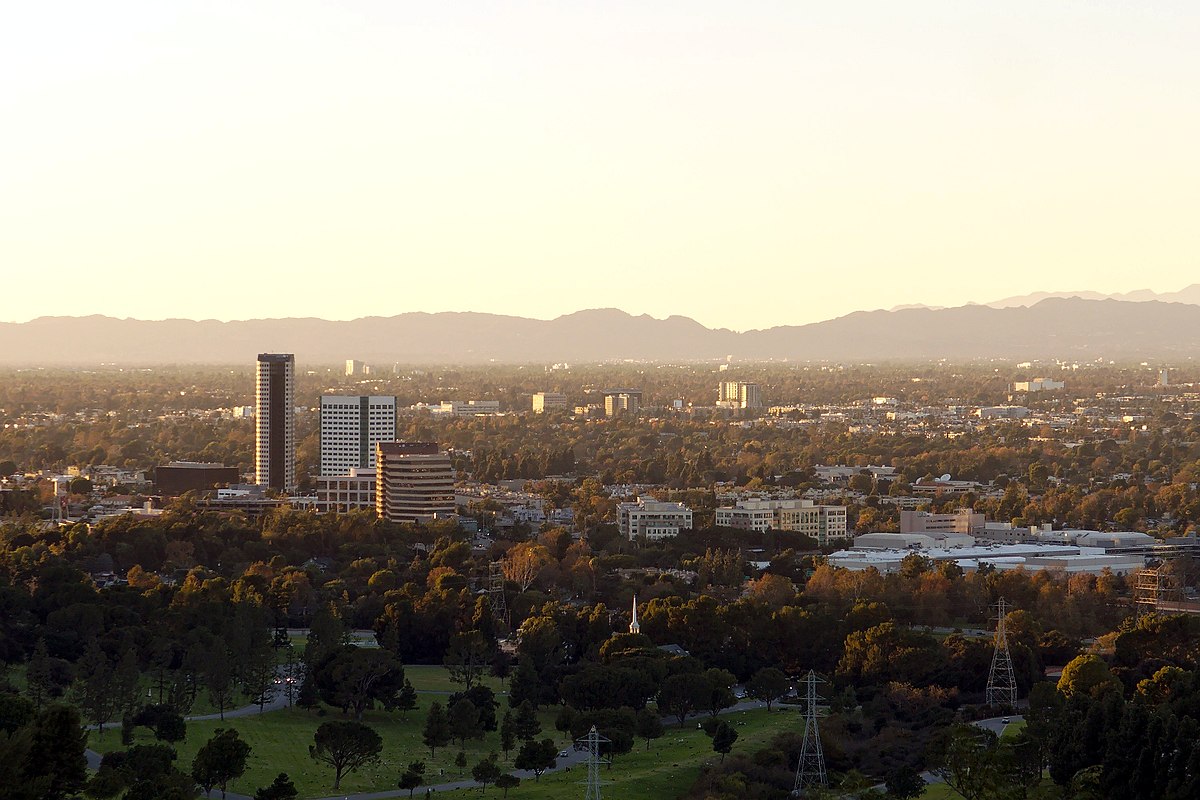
[3,3,1200,800]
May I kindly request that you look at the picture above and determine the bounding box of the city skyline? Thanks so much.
[4,1,1200,330]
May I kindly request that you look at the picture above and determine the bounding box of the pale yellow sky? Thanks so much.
[2,1,1198,330]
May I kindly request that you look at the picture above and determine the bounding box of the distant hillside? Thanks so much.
[1,298,1198,365]
[985,284,1200,308]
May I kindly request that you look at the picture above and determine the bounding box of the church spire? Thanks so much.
[630,594,640,634]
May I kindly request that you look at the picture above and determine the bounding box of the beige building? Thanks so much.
[618,498,694,541]
[315,467,376,513]
[604,393,640,417]
[717,381,762,410]
[532,392,568,413]
[376,442,455,523]
[714,498,848,545]
[900,508,985,535]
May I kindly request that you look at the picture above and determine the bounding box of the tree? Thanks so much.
[1057,654,1122,699]
[635,707,664,750]
[658,672,706,727]
[710,720,737,761]
[503,543,552,592]
[204,644,236,722]
[472,754,502,794]
[395,679,418,719]
[422,701,452,758]
[500,710,517,759]
[192,728,251,799]
[928,724,1000,800]
[398,761,426,798]
[26,704,88,800]
[89,743,194,800]
[309,720,383,791]
[25,638,56,711]
[514,737,557,781]
[702,668,737,717]
[242,628,279,713]
[746,667,789,711]
[884,765,926,799]
[73,638,117,732]
[444,631,491,690]
[254,773,299,800]
[449,697,483,748]
[315,646,406,719]
[514,700,541,741]
[495,773,521,799]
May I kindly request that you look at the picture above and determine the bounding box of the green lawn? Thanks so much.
[999,719,1027,741]
[90,695,564,799]
[89,699,796,799]
[425,707,799,800]
[920,783,960,799]
[404,665,507,696]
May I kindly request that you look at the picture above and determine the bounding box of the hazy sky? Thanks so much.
[3,1,1199,331]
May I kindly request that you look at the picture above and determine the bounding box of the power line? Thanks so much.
[577,725,611,800]
[986,597,1017,707]
[792,670,827,796]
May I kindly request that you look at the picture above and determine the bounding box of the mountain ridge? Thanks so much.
[2,298,1198,365]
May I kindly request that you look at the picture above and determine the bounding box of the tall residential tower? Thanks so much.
[319,395,397,476]
[255,353,295,492]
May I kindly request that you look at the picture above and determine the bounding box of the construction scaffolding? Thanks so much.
[986,597,1018,708]
[1134,565,1183,617]
[488,560,510,629]
[792,670,827,796]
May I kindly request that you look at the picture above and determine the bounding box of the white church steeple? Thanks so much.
[629,594,641,634]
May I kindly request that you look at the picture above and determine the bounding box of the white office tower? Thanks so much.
[320,395,397,476]
[255,353,296,493]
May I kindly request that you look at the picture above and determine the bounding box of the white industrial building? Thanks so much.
[829,541,1143,575]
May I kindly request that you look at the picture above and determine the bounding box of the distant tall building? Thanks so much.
[255,353,295,492]
[376,442,455,523]
[717,381,762,409]
[320,395,397,476]
[346,359,364,377]
[532,392,568,413]
[604,392,640,417]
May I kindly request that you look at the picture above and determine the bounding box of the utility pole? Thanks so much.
[986,597,1018,707]
[577,725,611,800]
[792,670,827,796]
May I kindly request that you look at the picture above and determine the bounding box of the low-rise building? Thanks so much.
[532,392,568,413]
[618,498,694,541]
[154,462,239,494]
[714,498,848,545]
[900,508,985,535]
[315,467,376,513]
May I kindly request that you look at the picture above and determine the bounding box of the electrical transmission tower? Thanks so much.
[792,670,827,796]
[986,597,1018,707]
[488,561,509,629]
[577,725,611,800]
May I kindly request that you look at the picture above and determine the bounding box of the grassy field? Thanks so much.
[999,719,1027,741]
[90,696,796,799]
[403,707,798,800]
[90,694,565,798]
[404,665,507,696]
